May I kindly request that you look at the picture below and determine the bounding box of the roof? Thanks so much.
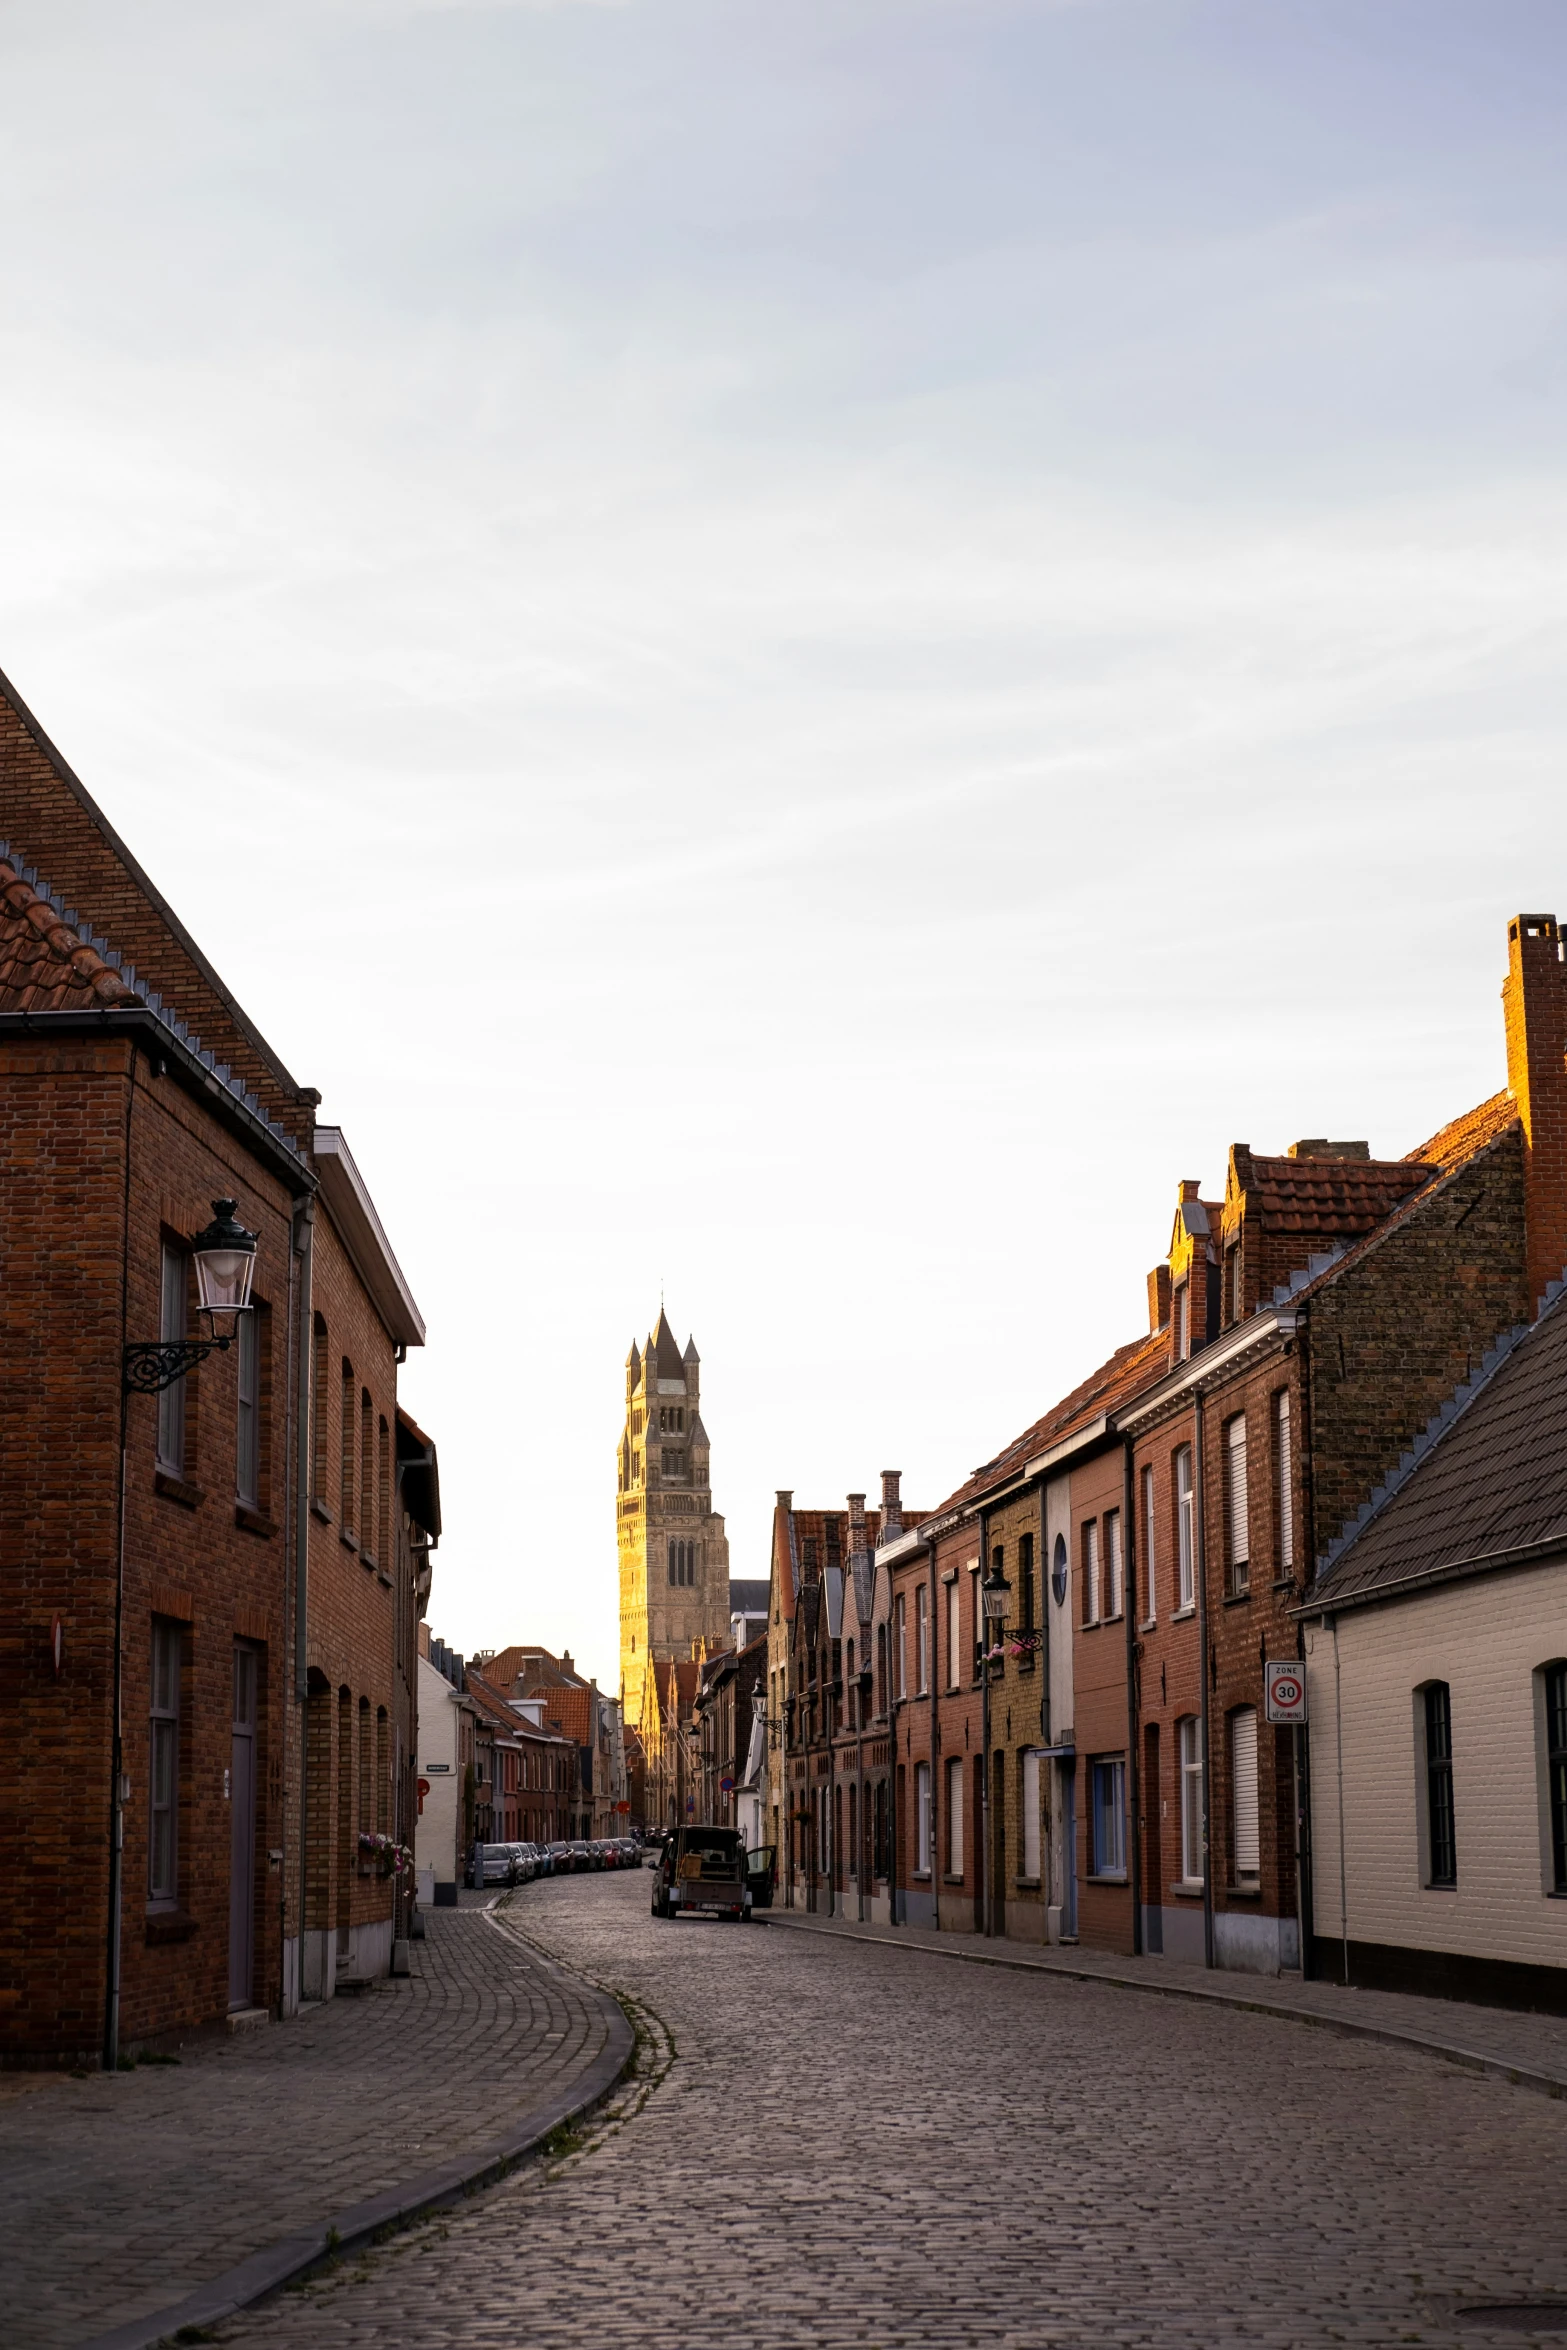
[1408,1088,1519,1172]
[930,1326,1170,1520]
[1307,1284,1567,1611]
[648,1309,686,1383]
[728,1579,770,1615]
[481,1643,588,1695]
[0,852,138,1011]
[314,1126,425,1348]
[1227,1145,1430,1238]
[523,1683,593,1744]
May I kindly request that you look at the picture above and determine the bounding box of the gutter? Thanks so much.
[0,1007,311,1190]
[1117,1312,1297,1435]
[1296,1528,1567,1620]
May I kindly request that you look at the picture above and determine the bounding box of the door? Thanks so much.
[228,1643,259,2010]
[746,1846,776,1908]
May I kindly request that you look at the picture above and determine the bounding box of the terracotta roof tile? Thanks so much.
[0,854,138,1012]
[1233,1151,1429,1236]
[1407,1088,1519,1171]
[930,1327,1170,1521]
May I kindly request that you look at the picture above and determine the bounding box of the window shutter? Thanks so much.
[1231,1707,1259,1878]
[1022,1752,1041,1880]
[1226,1417,1249,1566]
[1276,1393,1293,1570]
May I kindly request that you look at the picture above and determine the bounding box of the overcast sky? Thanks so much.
[4,0,1566,1689]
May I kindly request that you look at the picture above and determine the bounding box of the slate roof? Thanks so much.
[648,1310,686,1382]
[1307,1283,1567,1611]
[728,1579,770,1615]
[930,1327,1170,1520]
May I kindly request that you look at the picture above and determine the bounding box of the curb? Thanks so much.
[756,1911,1567,2104]
[79,1920,636,2350]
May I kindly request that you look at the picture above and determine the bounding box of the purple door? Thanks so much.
[229,1644,258,2010]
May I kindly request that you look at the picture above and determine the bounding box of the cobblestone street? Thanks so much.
[2,1898,622,2350]
[212,1868,1567,2350]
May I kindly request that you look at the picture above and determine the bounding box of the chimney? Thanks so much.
[1504,913,1567,1313]
[1147,1265,1171,1332]
[776,1489,793,1513]
[879,1470,903,1537]
[417,1621,430,1660]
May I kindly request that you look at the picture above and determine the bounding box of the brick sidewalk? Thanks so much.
[759,1906,1567,2092]
[0,1895,630,2350]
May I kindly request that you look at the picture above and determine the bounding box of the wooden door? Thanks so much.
[228,1643,259,2009]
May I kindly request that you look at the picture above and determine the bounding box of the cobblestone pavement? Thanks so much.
[759,1908,1567,2091]
[3,1896,615,2350]
[210,1867,1567,2350]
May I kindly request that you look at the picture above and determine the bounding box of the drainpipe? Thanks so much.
[293,1196,314,2007]
[1123,1436,1142,1958]
[1194,1386,1215,1971]
[929,1533,941,1931]
[1331,1610,1349,1987]
[978,1506,991,1937]
[103,1047,138,2073]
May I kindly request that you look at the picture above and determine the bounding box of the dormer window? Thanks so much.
[1173,1280,1190,1361]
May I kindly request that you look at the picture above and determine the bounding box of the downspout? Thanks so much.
[978,1506,990,1938]
[104,1045,138,2072]
[293,1196,314,2009]
[928,1534,941,1930]
[1194,1386,1215,1971]
[1292,1317,1318,1981]
[1123,1436,1142,1958]
[1331,1610,1349,1987]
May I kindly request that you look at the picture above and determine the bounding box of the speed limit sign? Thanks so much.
[1265,1662,1307,1725]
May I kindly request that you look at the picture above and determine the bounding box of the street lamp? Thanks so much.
[979,1553,1011,1940]
[122,1200,258,1393]
[106,1201,259,2074]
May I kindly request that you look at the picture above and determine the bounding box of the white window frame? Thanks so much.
[235,1309,260,1507]
[1105,1509,1123,1621]
[148,1617,182,1909]
[945,1754,964,1877]
[1274,1390,1294,1575]
[915,1585,929,1696]
[1230,1707,1260,1883]
[1140,1464,1157,1624]
[914,1760,932,1877]
[1175,1446,1195,1613]
[895,1594,907,1701]
[945,1575,961,1692]
[1021,1749,1042,1882]
[1178,1714,1204,1887]
[1225,1413,1249,1590]
[1082,1519,1099,1625]
[1090,1756,1126,1880]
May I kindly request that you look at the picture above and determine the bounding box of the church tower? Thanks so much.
[617,1309,730,1729]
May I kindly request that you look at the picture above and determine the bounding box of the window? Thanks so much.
[1546,1662,1567,1895]
[1140,1465,1157,1622]
[148,1618,182,1907]
[895,1595,907,1699]
[1051,1532,1068,1609]
[914,1762,931,1875]
[945,1577,961,1690]
[1174,1280,1190,1361]
[339,1360,355,1533]
[1018,1532,1035,1630]
[915,1586,929,1694]
[1230,1707,1260,1883]
[1021,1750,1042,1881]
[661,1447,686,1476]
[236,1308,260,1507]
[1081,1520,1099,1625]
[667,1539,696,1585]
[1175,1446,1194,1610]
[378,1417,391,1567]
[1422,1682,1457,1887]
[945,1755,964,1876]
[1228,1244,1243,1325]
[157,1244,188,1471]
[311,1315,328,1502]
[1090,1758,1126,1878]
[1105,1510,1123,1619]
[1225,1415,1249,1596]
[1178,1715,1204,1884]
[360,1390,374,1559]
[1273,1391,1294,1576]
[658,1406,683,1433]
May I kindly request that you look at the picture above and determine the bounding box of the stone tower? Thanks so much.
[617,1309,730,1728]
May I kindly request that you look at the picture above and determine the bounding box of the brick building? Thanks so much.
[878,913,1567,1980]
[0,667,434,2063]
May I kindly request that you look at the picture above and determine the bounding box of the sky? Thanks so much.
[4,0,1567,1690]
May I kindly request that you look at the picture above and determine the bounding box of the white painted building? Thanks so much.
[1300,1286,1567,2012]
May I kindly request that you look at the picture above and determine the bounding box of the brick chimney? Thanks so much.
[1147,1264,1171,1332]
[1503,913,1567,1313]
[879,1470,903,1537]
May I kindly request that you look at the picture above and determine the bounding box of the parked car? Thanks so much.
[548,1840,579,1873]
[467,1841,528,1888]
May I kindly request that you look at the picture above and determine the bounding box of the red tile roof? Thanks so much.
[0,854,138,1012]
[930,1326,1170,1520]
[1408,1088,1518,1171]
[1229,1148,1429,1237]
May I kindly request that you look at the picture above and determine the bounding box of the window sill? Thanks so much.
[377,1569,393,1589]
[234,1503,277,1539]
[1139,1617,1156,1632]
[1171,1604,1196,1622]
[942,1873,966,1886]
[1272,1578,1297,1595]
[1015,1876,1042,1891]
[154,1469,203,1510]
[144,1909,196,1945]
[361,1552,379,1573]
[311,1498,332,1524]
[1087,1871,1128,1885]
[1223,1589,1252,1607]
[1170,1879,1205,1898]
[1226,1880,1262,1900]
[911,1869,932,1882]
[340,1530,358,1553]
